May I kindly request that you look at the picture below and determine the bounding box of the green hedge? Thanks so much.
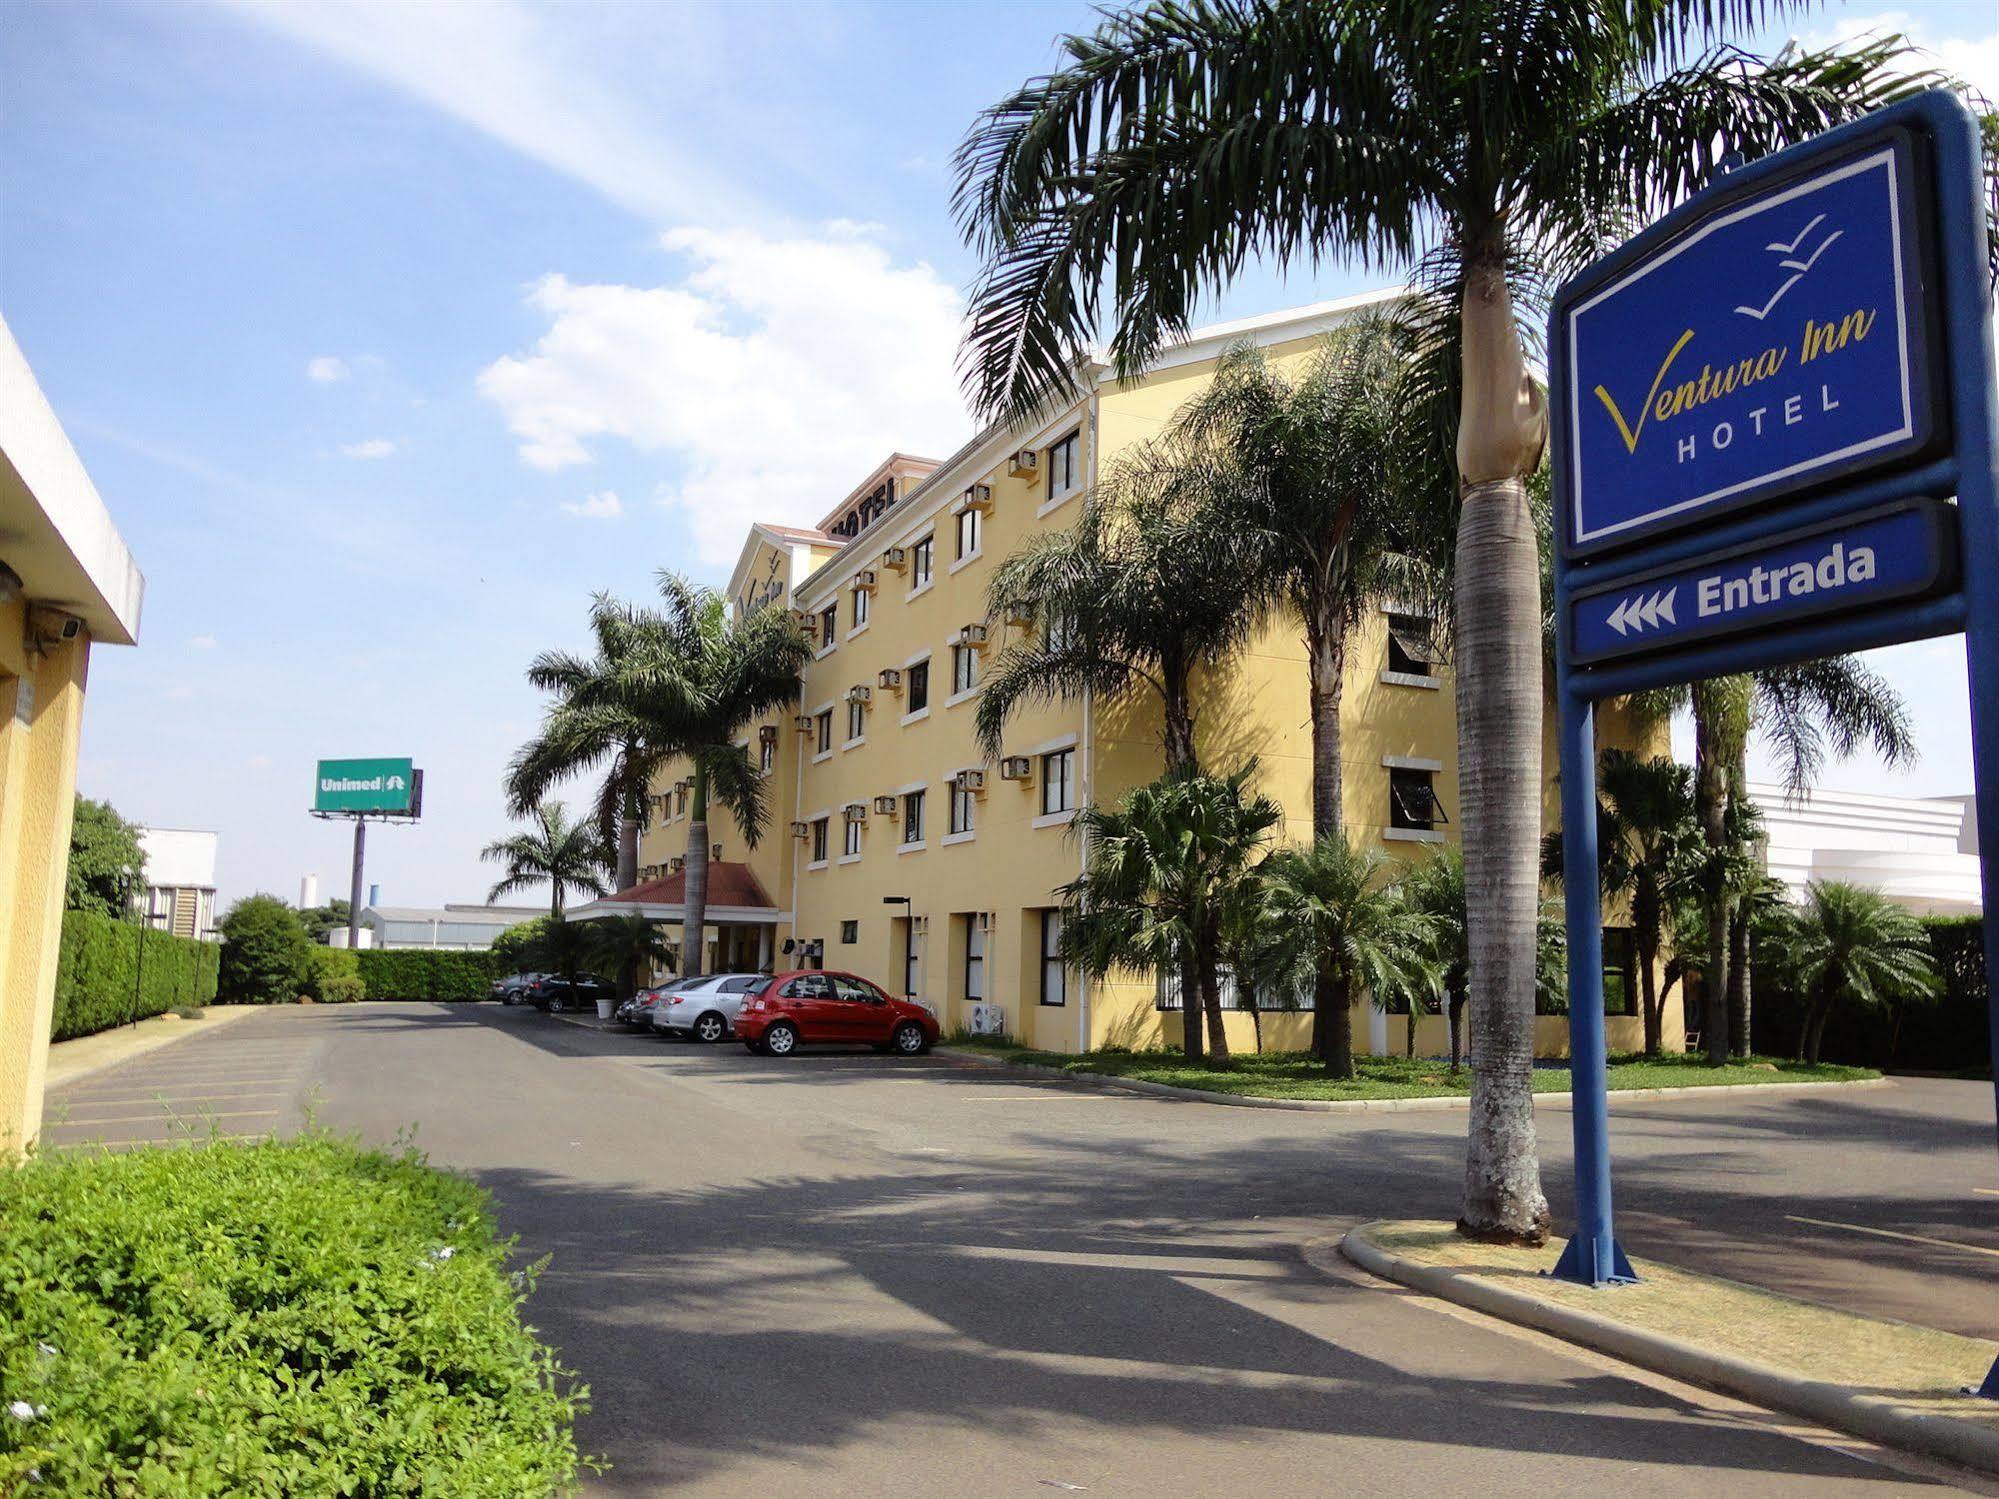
[305,946,366,1004]
[355,948,500,1001]
[0,1132,584,1495]
[1755,915,1987,1071]
[49,910,221,1042]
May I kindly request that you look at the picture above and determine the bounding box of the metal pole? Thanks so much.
[347,817,366,952]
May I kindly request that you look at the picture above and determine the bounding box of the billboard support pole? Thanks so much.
[347,817,366,952]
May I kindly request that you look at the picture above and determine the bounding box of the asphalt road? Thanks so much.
[43,1002,1999,1496]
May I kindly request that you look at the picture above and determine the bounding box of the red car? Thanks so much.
[734,970,939,1057]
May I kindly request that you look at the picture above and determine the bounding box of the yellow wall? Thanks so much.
[0,599,92,1152]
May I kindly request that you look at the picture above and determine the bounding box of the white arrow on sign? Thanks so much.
[1606,586,1679,637]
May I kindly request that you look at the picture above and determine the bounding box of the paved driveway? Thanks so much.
[43,1003,1999,1495]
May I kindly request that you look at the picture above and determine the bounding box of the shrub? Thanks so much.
[49,910,220,1042]
[0,1132,585,1495]
[491,916,552,973]
[304,946,365,1003]
[1756,914,1986,1071]
[217,895,313,1005]
[355,948,500,1001]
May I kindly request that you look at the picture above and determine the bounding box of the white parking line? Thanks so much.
[1785,1214,1999,1260]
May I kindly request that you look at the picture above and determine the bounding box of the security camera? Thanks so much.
[25,605,83,656]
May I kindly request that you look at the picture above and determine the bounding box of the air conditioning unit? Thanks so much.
[790,821,809,839]
[759,724,779,746]
[846,684,871,704]
[712,843,722,859]
[999,756,1033,781]
[958,483,993,512]
[843,802,868,822]
[873,794,899,817]
[877,667,902,692]
[854,569,878,591]
[881,546,908,570]
[954,769,987,792]
[669,856,685,873]
[1008,449,1040,479]
[790,608,816,631]
[1004,601,1037,629]
[976,911,995,934]
[794,715,815,733]
[956,623,990,648]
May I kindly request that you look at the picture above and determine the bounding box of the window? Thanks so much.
[846,698,866,742]
[840,919,859,945]
[1387,613,1444,677]
[783,973,831,1000]
[820,604,838,649]
[955,506,980,560]
[911,536,934,588]
[1046,430,1080,500]
[1039,909,1067,1006]
[843,817,863,856]
[1044,610,1075,654]
[1041,748,1075,815]
[964,916,986,1002]
[1389,766,1448,832]
[902,789,925,843]
[1601,926,1638,1016]
[833,975,883,1004]
[810,818,829,863]
[852,586,870,629]
[951,643,978,695]
[815,709,833,755]
[949,780,975,835]
[906,659,930,713]
[759,737,775,774]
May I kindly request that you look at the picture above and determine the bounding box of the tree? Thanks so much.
[1058,763,1283,1065]
[1765,881,1937,1064]
[978,468,1263,1057]
[66,796,146,918]
[1240,839,1436,1078]
[481,801,611,922]
[509,575,809,980]
[298,897,351,945]
[953,0,1931,1242]
[491,916,552,974]
[217,894,312,1005]
[583,913,677,999]
[1541,751,1700,1056]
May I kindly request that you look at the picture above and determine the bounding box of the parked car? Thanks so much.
[527,974,614,1013]
[734,971,938,1057]
[491,972,544,1006]
[649,973,768,1043]
[615,981,683,1027]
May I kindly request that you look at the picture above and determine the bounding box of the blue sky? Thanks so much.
[3,1,1995,912]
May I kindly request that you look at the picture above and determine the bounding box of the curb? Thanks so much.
[44,1006,258,1091]
[1331,1222,1999,1479]
[931,1047,1891,1114]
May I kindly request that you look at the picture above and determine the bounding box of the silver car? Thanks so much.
[650,973,768,1042]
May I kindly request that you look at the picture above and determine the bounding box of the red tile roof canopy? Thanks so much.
[601,861,776,911]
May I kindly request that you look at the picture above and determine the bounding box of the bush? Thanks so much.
[303,946,365,1003]
[491,916,552,973]
[355,948,500,1001]
[217,895,314,1005]
[0,1133,584,1495]
[1756,915,1987,1071]
[49,910,220,1042]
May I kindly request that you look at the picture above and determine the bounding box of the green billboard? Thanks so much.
[313,757,419,815]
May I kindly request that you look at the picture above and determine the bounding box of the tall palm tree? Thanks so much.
[481,800,611,922]
[509,574,811,979]
[1241,839,1436,1079]
[1059,762,1284,1064]
[953,0,1926,1242]
[1765,881,1937,1064]
[979,467,1264,1058]
[1542,751,1700,1057]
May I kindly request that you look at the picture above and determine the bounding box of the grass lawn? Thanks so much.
[942,1036,1877,1102]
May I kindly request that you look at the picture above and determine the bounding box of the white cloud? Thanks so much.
[338,438,398,460]
[190,633,217,649]
[306,355,350,383]
[1807,13,1999,103]
[478,225,969,564]
[561,490,624,519]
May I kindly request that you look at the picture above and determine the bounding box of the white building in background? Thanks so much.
[358,903,542,951]
[135,826,218,940]
[1748,783,1982,916]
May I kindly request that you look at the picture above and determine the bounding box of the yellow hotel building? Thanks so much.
[599,292,1675,1057]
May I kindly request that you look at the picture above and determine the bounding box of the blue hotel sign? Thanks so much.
[1563,130,1940,560]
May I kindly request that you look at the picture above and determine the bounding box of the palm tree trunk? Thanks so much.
[1453,254,1551,1246]
[1197,935,1230,1064]
[1179,949,1205,1062]
[1694,696,1732,1066]
[1162,681,1197,775]
[683,762,710,981]
[1727,901,1752,1057]
[1306,607,1346,839]
[1163,670,1204,1064]
[1324,971,1355,1080]
[1448,983,1466,1074]
[616,807,640,892]
[1638,932,1662,1057]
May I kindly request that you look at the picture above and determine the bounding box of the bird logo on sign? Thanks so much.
[1605,587,1679,637]
[1735,214,1844,321]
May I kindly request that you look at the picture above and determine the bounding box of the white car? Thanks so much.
[650,973,769,1043]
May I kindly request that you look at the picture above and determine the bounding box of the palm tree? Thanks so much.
[1242,838,1436,1078]
[953,0,1928,1243]
[1765,881,1937,1064]
[509,574,811,979]
[481,801,611,922]
[584,912,678,1000]
[979,467,1264,1057]
[1059,762,1284,1064]
[1542,751,1700,1057]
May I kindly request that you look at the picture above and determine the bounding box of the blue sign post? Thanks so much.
[1548,87,1999,1395]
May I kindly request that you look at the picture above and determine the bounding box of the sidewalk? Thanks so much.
[43,1006,257,1091]
[1332,1219,1999,1478]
